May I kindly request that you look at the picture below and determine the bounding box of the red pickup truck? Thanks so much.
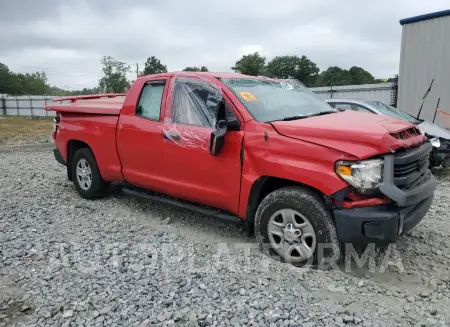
[47,72,436,266]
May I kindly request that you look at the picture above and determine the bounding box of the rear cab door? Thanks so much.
[117,76,170,192]
[160,75,245,213]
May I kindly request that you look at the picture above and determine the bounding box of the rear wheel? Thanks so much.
[255,186,340,268]
[72,148,109,199]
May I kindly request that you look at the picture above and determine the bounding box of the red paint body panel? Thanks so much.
[54,113,122,181]
[46,101,123,115]
[52,94,126,102]
[237,121,354,217]
[116,77,169,192]
[271,111,426,159]
[46,72,428,220]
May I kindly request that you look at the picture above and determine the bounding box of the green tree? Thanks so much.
[315,66,353,86]
[231,52,266,76]
[348,66,375,85]
[266,55,320,86]
[99,56,131,93]
[22,72,49,95]
[182,66,209,72]
[49,86,101,96]
[143,56,168,75]
[0,62,14,95]
[0,62,50,95]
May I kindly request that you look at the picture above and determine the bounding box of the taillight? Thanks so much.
[52,113,60,136]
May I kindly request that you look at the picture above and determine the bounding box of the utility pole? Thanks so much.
[136,63,139,78]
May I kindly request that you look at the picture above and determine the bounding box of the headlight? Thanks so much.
[429,137,441,148]
[335,159,384,194]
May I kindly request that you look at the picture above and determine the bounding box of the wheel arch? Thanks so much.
[245,176,330,236]
[66,139,91,181]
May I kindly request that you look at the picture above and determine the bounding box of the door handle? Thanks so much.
[163,131,181,141]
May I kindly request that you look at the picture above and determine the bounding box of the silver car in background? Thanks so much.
[325,98,450,167]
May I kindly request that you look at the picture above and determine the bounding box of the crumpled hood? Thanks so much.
[271,111,426,159]
[418,120,450,140]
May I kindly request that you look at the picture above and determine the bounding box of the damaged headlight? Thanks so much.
[429,137,441,148]
[335,159,384,194]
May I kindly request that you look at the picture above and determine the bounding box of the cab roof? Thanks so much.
[137,71,269,82]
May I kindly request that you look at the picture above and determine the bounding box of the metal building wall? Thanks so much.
[398,15,450,127]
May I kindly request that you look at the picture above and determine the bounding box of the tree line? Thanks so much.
[0,52,390,96]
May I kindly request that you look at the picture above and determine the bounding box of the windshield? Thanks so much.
[222,78,336,122]
[366,101,421,124]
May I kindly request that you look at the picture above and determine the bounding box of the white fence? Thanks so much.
[310,83,395,103]
[0,95,57,117]
[1,82,396,117]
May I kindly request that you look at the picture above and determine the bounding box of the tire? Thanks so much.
[72,147,110,199]
[255,186,340,269]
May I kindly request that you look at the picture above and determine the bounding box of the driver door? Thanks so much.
[160,77,244,213]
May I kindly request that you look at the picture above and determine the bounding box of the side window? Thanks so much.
[172,80,222,127]
[327,102,337,108]
[350,104,374,113]
[136,82,165,120]
[332,103,373,113]
[333,103,353,111]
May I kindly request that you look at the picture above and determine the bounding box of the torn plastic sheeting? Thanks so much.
[161,73,225,149]
[162,123,209,150]
[170,75,223,128]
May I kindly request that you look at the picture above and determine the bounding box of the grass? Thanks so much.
[0,116,53,146]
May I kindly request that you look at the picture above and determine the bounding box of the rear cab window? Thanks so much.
[136,81,166,120]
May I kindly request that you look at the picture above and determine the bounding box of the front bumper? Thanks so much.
[53,148,66,166]
[334,142,437,245]
[333,195,434,245]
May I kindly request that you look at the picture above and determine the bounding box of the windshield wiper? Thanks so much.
[280,115,308,121]
[304,110,338,118]
[270,110,338,122]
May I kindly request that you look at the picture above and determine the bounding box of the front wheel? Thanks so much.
[72,148,110,199]
[255,186,340,268]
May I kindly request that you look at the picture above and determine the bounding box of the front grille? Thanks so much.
[394,153,430,177]
[390,126,421,140]
[393,142,432,190]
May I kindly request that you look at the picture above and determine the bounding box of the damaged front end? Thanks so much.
[331,140,436,245]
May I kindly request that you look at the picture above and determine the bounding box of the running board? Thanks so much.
[122,188,242,224]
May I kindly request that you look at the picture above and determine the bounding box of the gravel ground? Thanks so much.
[1,147,450,327]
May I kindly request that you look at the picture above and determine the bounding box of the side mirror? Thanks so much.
[210,120,227,156]
[226,117,241,131]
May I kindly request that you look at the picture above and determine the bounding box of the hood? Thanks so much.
[270,111,426,159]
[418,120,450,140]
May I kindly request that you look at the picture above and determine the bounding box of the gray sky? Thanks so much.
[0,0,448,90]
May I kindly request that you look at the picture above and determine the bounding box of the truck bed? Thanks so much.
[45,94,125,182]
[46,94,125,115]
